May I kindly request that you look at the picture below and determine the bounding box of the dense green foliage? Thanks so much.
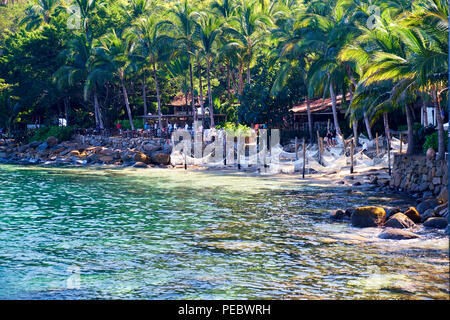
[423,131,449,153]
[30,125,75,142]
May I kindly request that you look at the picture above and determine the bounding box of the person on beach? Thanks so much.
[326,130,333,147]
[116,122,121,135]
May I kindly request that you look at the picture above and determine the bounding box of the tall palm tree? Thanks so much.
[195,12,223,128]
[94,30,137,130]
[171,0,199,122]
[225,0,271,84]
[126,15,173,131]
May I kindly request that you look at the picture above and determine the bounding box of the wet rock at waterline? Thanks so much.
[417,199,440,215]
[423,217,448,229]
[403,207,421,223]
[379,228,421,240]
[330,209,350,221]
[421,209,435,222]
[384,213,416,229]
[133,162,148,168]
[350,207,386,228]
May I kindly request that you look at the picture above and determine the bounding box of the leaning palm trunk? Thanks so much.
[94,91,104,129]
[363,112,373,140]
[422,97,428,127]
[306,96,313,142]
[207,62,215,128]
[329,82,342,137]
[121,79,135,131]
[63,97,69,126]
[405,105,414,155]
[435,92,445,160]
[153,63,163,132]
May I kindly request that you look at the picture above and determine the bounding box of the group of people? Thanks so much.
[324,129,336,147]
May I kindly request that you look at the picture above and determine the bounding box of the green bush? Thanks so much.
[216,122,251,135]
[423,131,448,154]
[115,119,144,130]
[29,126,74,143]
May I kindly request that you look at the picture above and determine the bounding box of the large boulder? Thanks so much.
[385,213,416,229]
[99,155,114,164]
[417,199,439,215]
[403,207,421,223]
[385,207,401,220]
[46,136,58,147]
[350,206,386,228]
[150,152,171,165]
[36,141,48,151]
[379,228,421,240]
[423,217,448,229]
[134,152,150,164]
[426,148,436,160]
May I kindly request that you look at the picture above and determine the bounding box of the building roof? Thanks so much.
[169,93,205,107]
[291,94,350,114]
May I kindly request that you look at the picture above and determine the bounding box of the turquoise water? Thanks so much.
[0,164,448,299]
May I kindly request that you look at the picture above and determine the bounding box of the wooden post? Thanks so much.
[376,132,379,157]
[317,130,321,165]
[387,136,391,176]
[302,137,306,179]
[295,137,298,160]
[350,138,354,174]
[399,133,403,154]
[184,148,187,170]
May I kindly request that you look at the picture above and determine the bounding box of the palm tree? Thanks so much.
[171,0,199,122]
[94,30,136,130]
[21,0,63,30]
[224,0,271,85]
[54,33,105,128]
[195,12,223,128]
[126,15,173,131]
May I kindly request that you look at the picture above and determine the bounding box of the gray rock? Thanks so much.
[36,141,48,151]
[423,217,448,229]
[133,161,148,168]
[421,209,435,222]
[379,228,421,240]
[417,199,439,215]
[330,209,349,221]
[422,191,433,198]
[385,207,401,220]
[29,141,41,148]
[385,213,416,229]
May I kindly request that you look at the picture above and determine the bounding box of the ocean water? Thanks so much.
[0,165,448,299]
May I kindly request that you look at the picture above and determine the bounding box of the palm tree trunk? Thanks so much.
[353,121,359,146]
[94,91,104,129]
[435,91,445,160]
[306,96,313,142]
[189,62,196,122]
[405,104,414,155]
[121,79,135,131]
[363,112,373,140]
[63,97,69,126]
[383,113,390,141]
[422,96,428,127]
[207,62,215,128]
[198,64,205,123]
[153,62,163,132]
[227,61,231,101]
[142,76,147,116]
[246,55,251,84]
[329,81,342,136]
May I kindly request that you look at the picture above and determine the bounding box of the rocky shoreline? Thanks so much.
[330,186,449,237]
[0,135,173,169]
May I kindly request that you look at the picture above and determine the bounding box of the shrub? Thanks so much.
[216,122,251,135]
[29,126,74,143]
[423,131,448,154]
[115,119,144,130]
